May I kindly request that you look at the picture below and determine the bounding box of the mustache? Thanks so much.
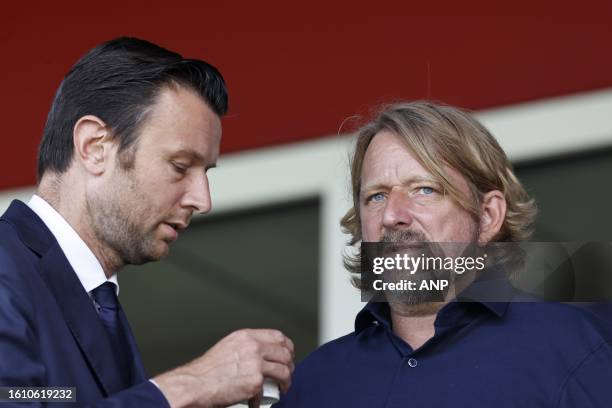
[381,230,428,243]
[379,229,443,258]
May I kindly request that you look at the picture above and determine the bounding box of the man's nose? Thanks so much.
[381,189,414,231]
[181,172,212,214]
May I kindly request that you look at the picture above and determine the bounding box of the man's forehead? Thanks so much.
[133,85,221,161]
[360,131,472,194]
[361,132,434,179]
[138,131,218,155]
[147,85,222,130]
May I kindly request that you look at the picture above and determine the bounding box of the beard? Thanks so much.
[379,226,479,315]
[86,173,168,267]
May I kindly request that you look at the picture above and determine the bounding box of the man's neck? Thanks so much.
[37,176,123,278]
[390,302,445,350]
[388,273,480,350]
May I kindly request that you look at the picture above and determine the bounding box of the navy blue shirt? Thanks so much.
[276,298,612,407]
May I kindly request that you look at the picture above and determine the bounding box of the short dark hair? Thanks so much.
[37,36,228,179]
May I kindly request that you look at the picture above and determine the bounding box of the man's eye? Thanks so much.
[368,193,385,202]
[171,162,188,174]
[419,187,435,195]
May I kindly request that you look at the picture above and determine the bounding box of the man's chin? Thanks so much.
[128,241,171,265]
[389,300,447,317]
[384,277,450,316]
[153,240,172,260]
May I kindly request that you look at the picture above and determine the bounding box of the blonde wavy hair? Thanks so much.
[342,101,537,281]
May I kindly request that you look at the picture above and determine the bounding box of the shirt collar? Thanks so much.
[355,268,515,333]
[455,266,515,317]
[27,195,118,295]
[355,298,509,333]
[355,302,392,332]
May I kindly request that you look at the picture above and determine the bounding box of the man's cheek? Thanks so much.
[362,225,380,242]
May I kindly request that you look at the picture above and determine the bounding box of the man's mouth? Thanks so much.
[165,218,189,230]
[161,221,188,241]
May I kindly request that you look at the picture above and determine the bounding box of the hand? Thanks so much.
[153,329,295,408]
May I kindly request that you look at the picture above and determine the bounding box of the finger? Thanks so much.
[243,329,290,346]
[260,343,294,366]
[283,335,295,358]
[257,330,294,358]
[262,361,292,393]
[248,392,262,408]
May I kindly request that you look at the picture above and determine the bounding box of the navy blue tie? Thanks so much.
[91,282,131,388]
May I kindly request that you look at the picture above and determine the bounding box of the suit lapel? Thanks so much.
[38,241,127,394]
[117,306,147,384]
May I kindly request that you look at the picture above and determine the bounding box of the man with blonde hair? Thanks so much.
[275,101,611,407]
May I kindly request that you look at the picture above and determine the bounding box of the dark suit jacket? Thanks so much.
[0,200,169,407]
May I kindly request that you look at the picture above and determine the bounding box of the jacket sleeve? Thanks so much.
[0,247,47,390]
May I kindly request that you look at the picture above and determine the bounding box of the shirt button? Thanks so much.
[407,358,418,368]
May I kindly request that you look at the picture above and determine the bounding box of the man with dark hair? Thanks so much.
[0,37,293,407]
[275,101,612,407]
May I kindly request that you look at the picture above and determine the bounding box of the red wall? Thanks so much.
[2,2,612,190]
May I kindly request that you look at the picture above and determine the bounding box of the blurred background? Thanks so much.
[2,2,612,379]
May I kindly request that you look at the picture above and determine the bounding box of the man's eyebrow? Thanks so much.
[171,149,217,171]
[174,148,220,165]
[171,148,205,162]
[361,176,439,193]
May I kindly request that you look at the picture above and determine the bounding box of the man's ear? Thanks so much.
[478,190,507,245]
[73,115,113,175]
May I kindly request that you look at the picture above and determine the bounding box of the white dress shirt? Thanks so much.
[27,194,119,296]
